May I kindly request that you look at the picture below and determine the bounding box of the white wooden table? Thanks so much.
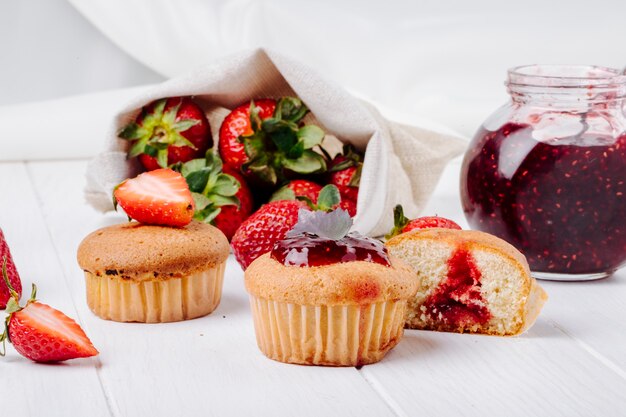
[2,158,625,417]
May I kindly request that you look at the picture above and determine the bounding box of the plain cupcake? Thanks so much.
[244,209,418,366]
[77,220,229,323]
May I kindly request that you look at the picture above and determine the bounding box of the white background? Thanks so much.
[2,0,625,150]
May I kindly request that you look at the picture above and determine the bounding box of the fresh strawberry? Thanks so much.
[0,260,98,362]
[0,229,21,309]
[386,205,462,239]
[119,97,212,171]
[214,166,254,240]
[219,97,328,186]
[329,144,363,203]
[270,179,323,203]
[219,99,276,171]
[338,199,357,217]
[113,168,195,227]
[231,185,342,269]
[174,151,253,240]
[231,200,304,270]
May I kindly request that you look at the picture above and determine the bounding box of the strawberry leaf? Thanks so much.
[209,194,240,208]
[141,99,167,129]
[119,122,149,140]
[143,145,158,157]
[167,132,197,150]
[172,118,200,133]
[161,99,181,126]
[385,204,411,239]
[316,184,341,211]
[156,148,169,168]
[269,126,299,153]
[192,192,212,210]
[276,97,309,123]
[4,298,20,314]
[297,125,325,148]
[270,187,296,202]
[186,169,211,193]
[128,138,149,158]
[287,208,353,240]
[181,158,207,177]
[194,205,222,223]
[286,140,305,159]
[249,100,263,132]
[213,174,240,197]
[283,150,326,174]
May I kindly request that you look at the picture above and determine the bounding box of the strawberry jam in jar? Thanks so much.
[461,65,626,280]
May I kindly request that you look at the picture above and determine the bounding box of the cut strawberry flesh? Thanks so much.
[114,168,194,227]
[422,248,491,329]
[9,302,98,362]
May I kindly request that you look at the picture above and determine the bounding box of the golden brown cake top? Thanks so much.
[244,253,418,305]
[385,228,531,274]
[77,221,229,279]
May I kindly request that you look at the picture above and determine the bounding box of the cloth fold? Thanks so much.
[85,48,466,236]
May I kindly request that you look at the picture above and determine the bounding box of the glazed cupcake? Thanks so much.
[245,209,418,366]
[77,221,229,323]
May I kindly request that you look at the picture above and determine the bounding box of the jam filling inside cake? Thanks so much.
[271,232,391,267]
[422,247,491,328]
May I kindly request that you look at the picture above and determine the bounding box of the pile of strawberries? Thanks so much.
[118,96,364,268]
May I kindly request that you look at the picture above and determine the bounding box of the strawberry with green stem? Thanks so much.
[174,151,253,240]
[385,205,462,239]
[219,97,328,186]
[0,258,98,362]
[119,97,212,171]
[231,184,342,269]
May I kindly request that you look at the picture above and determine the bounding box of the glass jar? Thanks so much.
[460,65,626,281]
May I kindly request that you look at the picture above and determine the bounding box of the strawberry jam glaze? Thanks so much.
[423,247,491,328]
[462,122,626,275]
[271,232,391,267]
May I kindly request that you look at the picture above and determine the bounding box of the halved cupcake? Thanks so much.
[386,228,547,335]
[245,209,418,366]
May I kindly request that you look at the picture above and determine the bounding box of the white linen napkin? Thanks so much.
[85,48,466,237]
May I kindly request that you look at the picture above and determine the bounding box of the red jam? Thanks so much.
[422,248,491,328]
[270,232,391,267]
[461,122,626,274]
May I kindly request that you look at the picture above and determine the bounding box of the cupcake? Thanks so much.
[245,209,418,366]
[77,221,229,323]
[386,228,547,335]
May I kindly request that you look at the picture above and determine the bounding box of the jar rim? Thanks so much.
[507,64,626,87]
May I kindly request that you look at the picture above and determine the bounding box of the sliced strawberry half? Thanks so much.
[119,97,212,171]
[113,168,195,227]
[219,97,328,186]
[386,205,462,239]
[0,259,98,363]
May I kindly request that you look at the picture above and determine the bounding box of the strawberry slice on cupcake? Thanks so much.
[113,168,195,227]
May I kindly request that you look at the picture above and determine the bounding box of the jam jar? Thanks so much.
[461,65,626,281]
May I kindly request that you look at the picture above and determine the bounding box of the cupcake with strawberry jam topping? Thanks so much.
[245,209,417,366]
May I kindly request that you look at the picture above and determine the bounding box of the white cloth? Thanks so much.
[85,49,465,236]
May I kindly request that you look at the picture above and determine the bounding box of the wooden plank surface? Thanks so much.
[0,163,110,417]
[2,159,624,417]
